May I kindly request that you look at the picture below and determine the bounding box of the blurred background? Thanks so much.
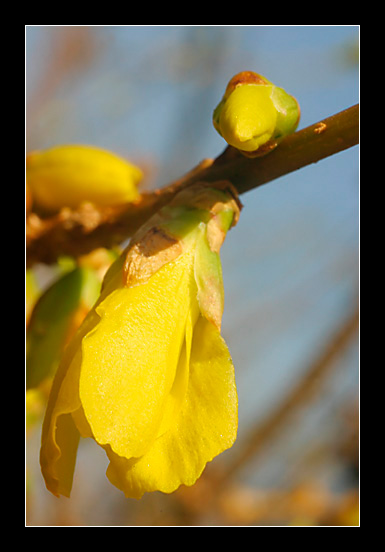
[25,25,359,526]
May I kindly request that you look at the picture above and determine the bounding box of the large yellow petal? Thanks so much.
[105,316,238,499]
[79,251,197,459]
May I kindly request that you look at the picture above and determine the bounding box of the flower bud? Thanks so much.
[213,71,300,157]
[26,265,102,390]
[26,144,143,212]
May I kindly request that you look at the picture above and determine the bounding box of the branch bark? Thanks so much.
[26,104,359,267]
[200,103,359,194]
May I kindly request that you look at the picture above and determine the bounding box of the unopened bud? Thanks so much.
[26,266,102,389]
[26,144,143,212]
[213,71,300,157]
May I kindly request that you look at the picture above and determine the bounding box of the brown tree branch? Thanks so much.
[199,103,359,194]
[26,104,359,267]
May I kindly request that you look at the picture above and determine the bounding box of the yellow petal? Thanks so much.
[79,250,197,459]
[39,346,83,497]
[39,305,101,497]
[105,316,238,499]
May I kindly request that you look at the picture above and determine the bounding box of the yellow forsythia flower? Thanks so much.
[40,182,241,499]
[26,144,142,212]
[213,71,300,156]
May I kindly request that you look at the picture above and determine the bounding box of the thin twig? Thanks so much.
[198,103,359,194]
[26,104,359,267]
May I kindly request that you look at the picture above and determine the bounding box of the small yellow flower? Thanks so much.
[40,182,241,499]
[26,144,142,212]
[213,71,300,156]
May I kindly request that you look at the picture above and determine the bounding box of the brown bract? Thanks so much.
[123,226,182,287]
[224,71,268,99]
[168,180,242,226]
[122,181,242,288]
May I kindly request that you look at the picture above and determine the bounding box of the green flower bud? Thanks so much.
[26,266,101,389]
[26,144,143,213]
[213,71,300,157]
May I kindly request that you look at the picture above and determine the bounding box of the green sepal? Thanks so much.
[270,86,300,139]
[213,99,225,136]
[194,225,224,330]
[214,208,235,234]
[81,266,104,309]
[159,206,210,241]
[158,188,237,329]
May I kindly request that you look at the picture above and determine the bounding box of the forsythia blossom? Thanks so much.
[213,71,300,157]
[40,181,241,499]
[26,144,142,212]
